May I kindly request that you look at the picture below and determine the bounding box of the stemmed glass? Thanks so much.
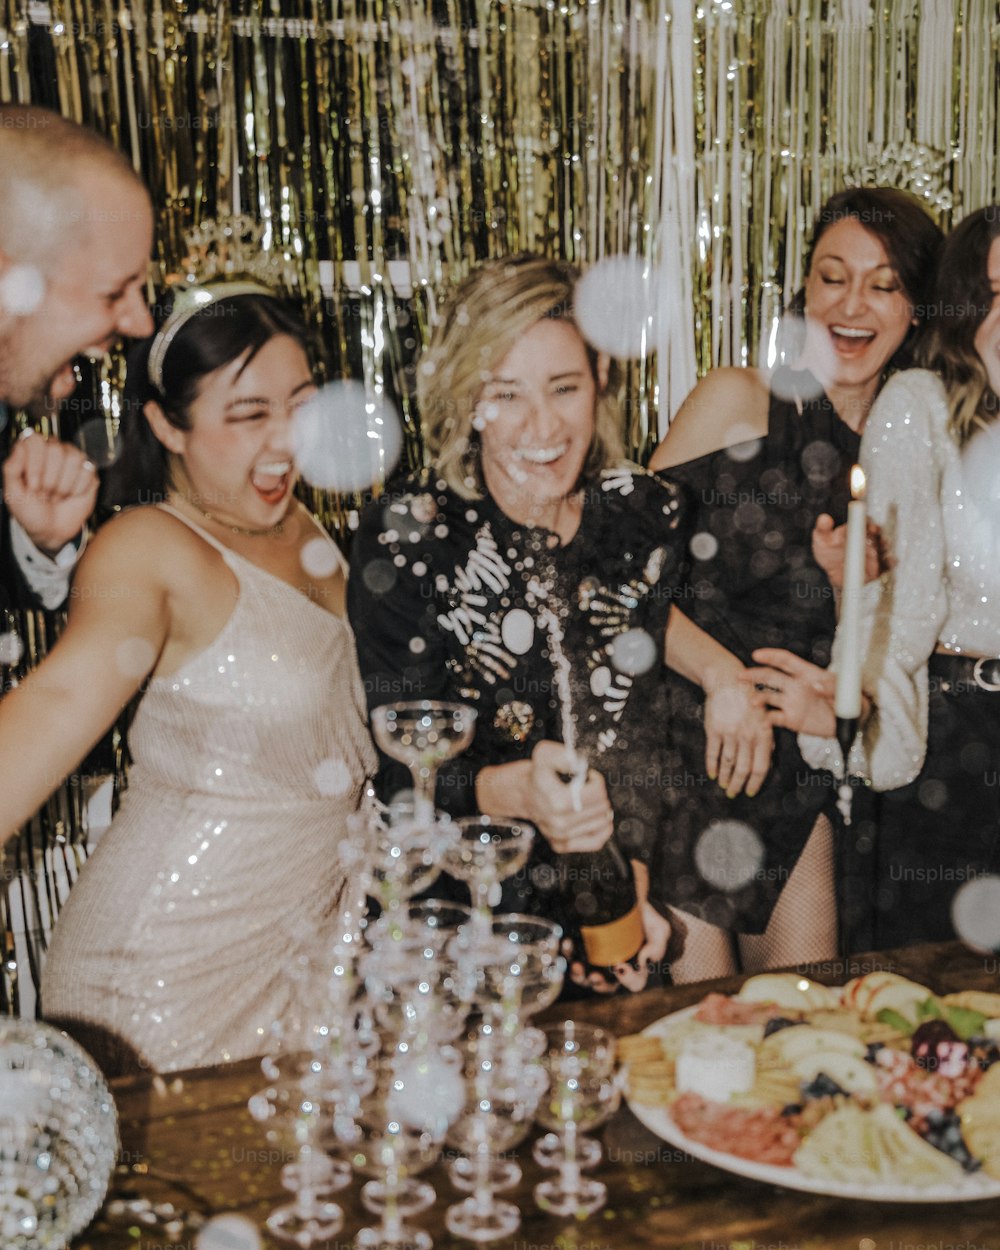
[479,914,565,1052]
[532,1021,621,1218]
[248,1050,348,1246]
[371,700,477,825]
[338,1050,466,1250]
[361,928,474,1052]
[444,1025,546,1242]
[442,816,535,947]
[248,930,376,1245]
[346,802,457,942]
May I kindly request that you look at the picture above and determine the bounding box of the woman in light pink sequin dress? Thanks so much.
[0,284,374,1074]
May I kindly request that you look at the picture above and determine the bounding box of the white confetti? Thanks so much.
[195,1214,263,1250]
[299,537,341,579]
[292,381,402,494]
[693,820,765,893]
[0,630,24,667]
[689,532,719,561]
[0,263,44,316]
[575,255,671,360]
[767,341,826,403]
[313,757,353,797]
[388,1052,464,1134]
[951,875,1000,954]
[609,628,658,676]
[723,423,764,463]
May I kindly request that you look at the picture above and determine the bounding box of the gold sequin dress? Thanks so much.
[41,507,376,1074]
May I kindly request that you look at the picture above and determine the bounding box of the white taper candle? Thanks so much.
[834,465,867,720]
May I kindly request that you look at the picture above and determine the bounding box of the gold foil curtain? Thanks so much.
[1,1,994,439]
[2,0,1000,1009]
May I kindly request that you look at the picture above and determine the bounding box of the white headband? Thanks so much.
[147,279,276,392]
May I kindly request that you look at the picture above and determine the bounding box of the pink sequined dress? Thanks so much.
[41,507,375,1074]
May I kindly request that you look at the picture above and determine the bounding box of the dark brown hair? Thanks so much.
[784,186,944,371]
[918,206,1000,444]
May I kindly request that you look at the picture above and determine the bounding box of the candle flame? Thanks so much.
[850,464,866,500]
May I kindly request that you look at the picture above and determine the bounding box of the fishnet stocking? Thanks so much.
[666,814,837,985]
[738,813,836,972]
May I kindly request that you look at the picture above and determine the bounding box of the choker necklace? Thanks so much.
[183,497,288,538]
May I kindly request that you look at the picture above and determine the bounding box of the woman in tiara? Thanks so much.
[0,277,375,1075]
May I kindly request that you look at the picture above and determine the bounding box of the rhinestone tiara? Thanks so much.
[148,215,298,391]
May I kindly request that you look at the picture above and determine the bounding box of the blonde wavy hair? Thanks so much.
[919,205,1000,446]
[417,254,627,499]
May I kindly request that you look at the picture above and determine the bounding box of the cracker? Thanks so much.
[943,990,1000,1018]
[617,1034,666,1063]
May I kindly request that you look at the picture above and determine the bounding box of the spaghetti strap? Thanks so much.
[155,502,236,558]
[301,514,349,575]
[157,502,349,575]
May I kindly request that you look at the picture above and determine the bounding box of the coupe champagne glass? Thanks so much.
[444,1027,546,1242]
[442,816,535,948]
[337,1050,465,1250]
[371,700,477,824]
[347,803,457,941]
[404,898,472,940]
[248,1051,347,1246]
[532,1021,621,1217]
[479,914,565,1050]
[361,931,474,1050]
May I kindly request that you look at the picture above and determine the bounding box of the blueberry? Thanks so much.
[921,1110,981,1172]
[801,1073,847,1101]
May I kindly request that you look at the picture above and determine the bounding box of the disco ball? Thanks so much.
[0,1019,119,1249]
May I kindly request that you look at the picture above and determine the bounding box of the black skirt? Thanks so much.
[872,654,1000,949]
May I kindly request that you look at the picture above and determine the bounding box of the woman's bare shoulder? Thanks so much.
[81,506,218,585]
[649,368,770,470]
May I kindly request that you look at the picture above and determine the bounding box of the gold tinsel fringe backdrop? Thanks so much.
[0,1,989,453]
[0,0,997,1010]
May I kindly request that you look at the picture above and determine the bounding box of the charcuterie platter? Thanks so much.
[621,971,1000,1202]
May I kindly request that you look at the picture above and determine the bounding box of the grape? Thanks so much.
[921,1109,981,1173]
[911,1019,961,1071]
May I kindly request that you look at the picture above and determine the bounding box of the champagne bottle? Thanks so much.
[556,836,644,974]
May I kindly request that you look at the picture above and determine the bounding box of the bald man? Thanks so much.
[0,105,153,611]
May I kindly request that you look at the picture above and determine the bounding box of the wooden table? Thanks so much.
[72,943,1000,1250]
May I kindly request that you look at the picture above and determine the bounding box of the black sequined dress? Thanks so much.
[348,466,685,920]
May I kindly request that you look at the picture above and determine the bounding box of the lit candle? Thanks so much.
[834,465,867,721]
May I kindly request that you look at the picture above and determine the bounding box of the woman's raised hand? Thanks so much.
[742,648,837,737]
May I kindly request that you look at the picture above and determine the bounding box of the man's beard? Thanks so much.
[0,331,75,410]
